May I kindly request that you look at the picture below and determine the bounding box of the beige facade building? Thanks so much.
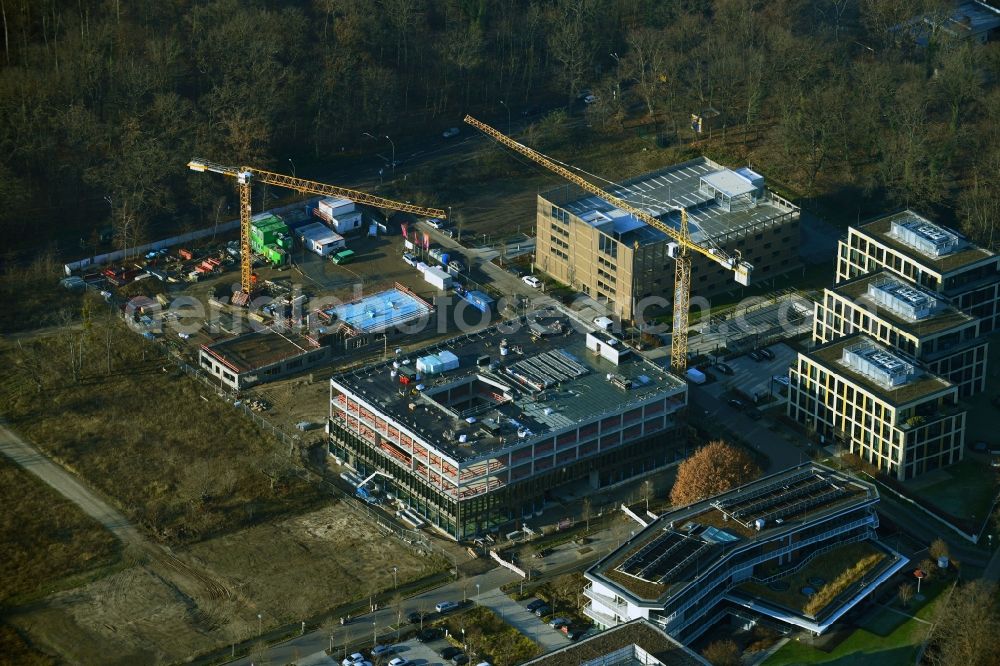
[535,157,800,322]
[788,334,965,480]
[836,210,1000,333]
[814,271,988,397]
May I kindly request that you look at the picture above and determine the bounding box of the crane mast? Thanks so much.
[462,115,752,372]
[188,158,447,298]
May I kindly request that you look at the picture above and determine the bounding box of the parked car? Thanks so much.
[402,253,417,267]
[417,628,443,642]
[773,375,790,387]
[748,350,764,362]
[406,611,422,624]
[371,644,395,658]
[758,348,775,360]
[525,599,546,612]
[435,600,460,614]
[448,260,465,273]
[507,265,526,278]
[439,646,462,660]
[715,363,735,375]
[443,127,460,138]
[388,658,410,666]
[727,398,746,410]
[522,275,542,289]
[534,604,552,617]
[451,654,469,666]
[566,627,587,640]
[583,94,597,104]
[549,617,570,628]
[427,218,448,229]
[441,228,456,238]
[342,653,365,666]
[745,407,763,421]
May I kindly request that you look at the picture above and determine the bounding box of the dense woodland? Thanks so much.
[0,0,998,266]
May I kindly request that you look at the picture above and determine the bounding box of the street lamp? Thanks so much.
[373,619,377,647]
[500,99,511,135]
[392,566,398,589]
[257,613,262,637]
[609,52,621,100]
[476,583,481,605]
[288,158,296,177]
[384,134,396,173]
[363,132,395,175]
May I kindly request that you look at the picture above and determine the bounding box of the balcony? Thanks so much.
[583,601,620,629]
[583,583,628,617]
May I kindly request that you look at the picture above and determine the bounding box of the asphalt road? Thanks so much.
[227,567,519,666]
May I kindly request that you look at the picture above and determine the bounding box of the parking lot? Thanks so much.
[707,342,798,403]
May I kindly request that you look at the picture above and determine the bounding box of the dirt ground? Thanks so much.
[11,502,444,665]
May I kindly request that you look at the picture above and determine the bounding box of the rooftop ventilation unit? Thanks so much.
[608,373,633,391]
[867,277,941,321]
[842,341,917,388]
[889,217,966,258]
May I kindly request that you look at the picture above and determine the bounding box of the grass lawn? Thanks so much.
[765,581,949,666]
[902,458,998,524]
[739,541,886,616]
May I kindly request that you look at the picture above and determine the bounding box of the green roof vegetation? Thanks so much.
[807,337,954,406]
[830,272,977,338]
[860,213,994,274]
[738,541,886,619]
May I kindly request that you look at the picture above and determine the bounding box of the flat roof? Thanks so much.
[203,330,322,373]
[522,619,706,666]
[701,168,756,198]
[589,463,875,604]
[330,312,685,463]
[322,287,432,334]
[831,271,977,337]
[806,334,955,405]
[857,211,996,274]
[542,157,797,246]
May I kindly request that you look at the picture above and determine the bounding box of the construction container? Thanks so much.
[178,248,193,260]
[460,290,495,313]
[423,266,452,290]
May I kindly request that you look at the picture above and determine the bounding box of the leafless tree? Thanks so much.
[898,582,915,609]
[926,580,1000,666]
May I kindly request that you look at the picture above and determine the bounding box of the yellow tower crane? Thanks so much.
[462,115,752,373]
[187,158,447,300]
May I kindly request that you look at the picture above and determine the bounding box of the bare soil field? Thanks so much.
[0,323,325,546]
[10,502,444,665]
